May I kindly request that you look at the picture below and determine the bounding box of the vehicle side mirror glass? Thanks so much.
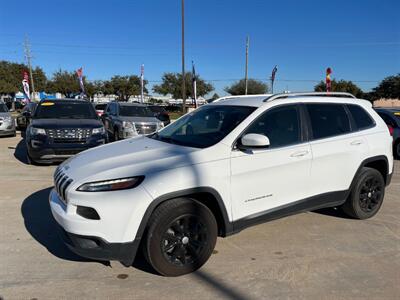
[239,133,270,149]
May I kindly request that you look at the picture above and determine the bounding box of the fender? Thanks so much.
[122,187,233,266]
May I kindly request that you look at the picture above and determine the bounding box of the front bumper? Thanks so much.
[49,186,152,265]
[57,226,139,266]
[27,136,106,162]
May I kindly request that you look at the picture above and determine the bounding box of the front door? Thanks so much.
[230,104,312,221]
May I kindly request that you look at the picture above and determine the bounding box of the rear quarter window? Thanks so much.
[347,104,375,130]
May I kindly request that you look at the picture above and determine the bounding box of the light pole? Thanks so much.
[181,0,186,113]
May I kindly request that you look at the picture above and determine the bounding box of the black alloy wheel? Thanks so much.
[144,198,217,276]
[358,176,383,213]
[342,167,385,219]
[161,215,208,267]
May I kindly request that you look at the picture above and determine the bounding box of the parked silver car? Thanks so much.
[102,102,164,141]
[0,101,16,137]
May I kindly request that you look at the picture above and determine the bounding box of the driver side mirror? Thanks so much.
[238,133,270,150]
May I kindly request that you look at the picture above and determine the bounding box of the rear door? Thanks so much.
[230,104,312,221]
[305,103,369,196]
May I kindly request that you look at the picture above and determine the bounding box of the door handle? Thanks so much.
[350,140,363,146]
[290,150,309,158]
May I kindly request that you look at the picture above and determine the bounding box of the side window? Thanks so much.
[306,103,351,140]
[244,105,301,148]
[110,104,116,116]
[105,104,112,114]
[347,104,375,130]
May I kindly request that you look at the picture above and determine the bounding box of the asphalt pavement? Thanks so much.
[0,134,399,299]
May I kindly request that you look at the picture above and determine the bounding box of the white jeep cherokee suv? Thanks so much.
[50,92,393,276]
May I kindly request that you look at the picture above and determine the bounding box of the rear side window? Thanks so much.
[347,105,375,130]
[306,103,351,140]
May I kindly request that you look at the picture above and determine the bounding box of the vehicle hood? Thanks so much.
[0,112,11,119]
[120,116,160,123]
[30,118,103,129]
[61,136,200,184]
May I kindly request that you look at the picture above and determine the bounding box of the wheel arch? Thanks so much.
[135,187,233,242]
[351,155,390,188]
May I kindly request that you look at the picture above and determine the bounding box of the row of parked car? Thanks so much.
[9,99,171,164]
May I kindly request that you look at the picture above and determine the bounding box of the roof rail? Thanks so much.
[213,94,272,103]
[263,92,357,102]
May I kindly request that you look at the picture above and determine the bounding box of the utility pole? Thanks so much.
[181,0,186,113]
[244,36,249,95]
[24,36,36,101]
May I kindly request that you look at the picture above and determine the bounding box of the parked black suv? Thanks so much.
[26,99,107,164]
[16,102,37,130]
[375,107,400,158]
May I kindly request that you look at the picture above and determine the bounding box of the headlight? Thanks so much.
[77,176,144,192]
[92,127,105,135]
[3,116,12,123]
[122,121,134,129]
[30,127,46,136]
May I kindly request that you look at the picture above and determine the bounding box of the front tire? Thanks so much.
[341,167,385,219]
[144,198,217,276]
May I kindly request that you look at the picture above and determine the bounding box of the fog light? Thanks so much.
[76,206,100,220]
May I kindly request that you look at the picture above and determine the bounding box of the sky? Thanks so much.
[0,0,399,96]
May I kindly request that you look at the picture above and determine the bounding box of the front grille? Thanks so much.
[47,128,92,142]
[135,123,158,135]
[54,168,73,204]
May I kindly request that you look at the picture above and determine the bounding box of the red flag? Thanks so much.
[326,67,332,92]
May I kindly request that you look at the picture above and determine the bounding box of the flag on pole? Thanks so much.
[192,61,197,108]
[326,67,332,92]
[22,71,30,103]
[270,65,278,93]
[76,67,85,96]
[140,64,144,103]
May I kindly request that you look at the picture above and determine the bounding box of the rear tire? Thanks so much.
[341,167,385,219]
[144,198,217,276]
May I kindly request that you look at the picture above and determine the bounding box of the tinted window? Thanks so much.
[119,105,153,117]
[0,103,8,112]
[35,101,97,119]
[307,104,351,140]
[244,105,301,148]
[152,105,256,148]
[347,105,374,130]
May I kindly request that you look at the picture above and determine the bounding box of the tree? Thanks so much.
[225,79,268,95]
[372,74,400,99]
[153,72,214,99]
[314,79,364,98]
[103,75,147,101]
[46,70,80,97]
[0,60,47,96]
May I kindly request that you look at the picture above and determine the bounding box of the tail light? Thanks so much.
[388,125,394,136]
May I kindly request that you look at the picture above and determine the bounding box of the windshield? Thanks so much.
[151,105,256,148]
[0,103,8,112]
[120,105,153,117]
[34,101,97,119]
